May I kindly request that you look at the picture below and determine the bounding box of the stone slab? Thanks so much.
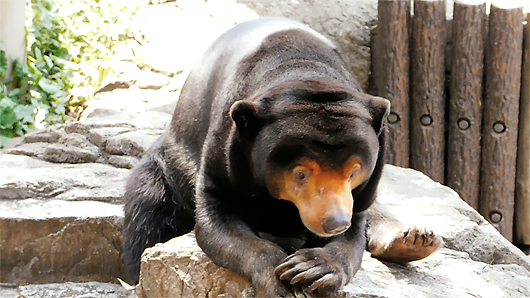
[0,199,126,284]
[0,282,134,298]
[137,165,530,298]
[0,154,128,203]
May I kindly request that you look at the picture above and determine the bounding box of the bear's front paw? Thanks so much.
[273,248,346,296]
[253,274,311,298]
[369,225,443,263]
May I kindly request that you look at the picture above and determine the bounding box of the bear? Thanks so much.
[122,17,442,297]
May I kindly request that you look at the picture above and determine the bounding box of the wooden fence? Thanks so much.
[372,0,529,245]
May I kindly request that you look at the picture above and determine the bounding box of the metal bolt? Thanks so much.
[388,112,400,124]
[489,211,502,223]
[420,115,433,126]
[457,118,470,130]
[493,121,506,133]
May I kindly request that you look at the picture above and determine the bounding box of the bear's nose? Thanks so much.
[322,215,351,235]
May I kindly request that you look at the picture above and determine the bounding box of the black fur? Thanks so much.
[123,17,389,297]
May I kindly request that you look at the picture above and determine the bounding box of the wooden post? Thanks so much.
[410,0,446,183]
[480,3,524,241]
[515,13,530,245]
[446,1,486,209]
[0,0,26,76]
[372,0,411,168]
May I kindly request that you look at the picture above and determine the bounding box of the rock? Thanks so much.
[2,136,23,149]
[87,108,124,119]
[137,234,253,298]
[378,166,530,271]
[7,132,103,164]
[2,110,170,171]
[104,130,163,158]
[0,199,126,284]
[81,90,179,119]
[88,127,133,148]
[3,142,49,158]
[131,0,375,92]
[66,111,171,135]
[0,154,128,202]
[137,165,530,298]
[0,282,134,298]
[23,128,65,143]
[239,0,377,91]
[146,102,177,115]
[108,155,140,169]
[43,143,100,164]
[0,110,170,286]
[137,72,172,90]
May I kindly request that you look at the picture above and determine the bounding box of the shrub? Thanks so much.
[0,0,144,148]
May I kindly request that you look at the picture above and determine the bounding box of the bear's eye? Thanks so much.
[294,171,309,182]
[349,167,361,180]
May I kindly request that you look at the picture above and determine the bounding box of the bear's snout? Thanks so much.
[322,214,351,235]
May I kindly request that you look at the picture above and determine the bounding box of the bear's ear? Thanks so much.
[365,95,391,136]
[230,100,259,138]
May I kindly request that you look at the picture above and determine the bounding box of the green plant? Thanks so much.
[0,0,144,148]
[0,50,44,148]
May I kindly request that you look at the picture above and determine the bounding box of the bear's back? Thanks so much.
[169,18,337,158]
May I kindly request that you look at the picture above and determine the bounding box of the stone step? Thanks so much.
[0,109,173,286]
[0,281,134,298]
[0,155,129,203]
[0,199,126,285]
[0,153,130,284]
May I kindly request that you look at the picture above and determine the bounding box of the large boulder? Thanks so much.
[0,198,125,284]
[0,110,172,284]
[238,0,377,91]
[137,165,530,298]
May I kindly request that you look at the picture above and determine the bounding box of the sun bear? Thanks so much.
[122,17,442,297]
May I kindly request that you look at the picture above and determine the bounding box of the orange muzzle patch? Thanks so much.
[271,157,366,237]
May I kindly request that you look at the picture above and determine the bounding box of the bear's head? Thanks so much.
[228,81,390,238]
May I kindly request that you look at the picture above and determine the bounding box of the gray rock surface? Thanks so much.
[0,155,128,202]
[238,0,377,91]
[0,282,133,298]
[3,110,169,170]
[0,110,169,284]
[137,166,530,298]
[0,199,125,284]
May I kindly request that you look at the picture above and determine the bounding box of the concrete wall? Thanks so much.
[0,0,26,76]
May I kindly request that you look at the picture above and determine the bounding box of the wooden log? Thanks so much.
[372,0,411,167]
[515,13,530,245]
[446,1,486,209]
[410,0,446,183]
[480,3,524,241]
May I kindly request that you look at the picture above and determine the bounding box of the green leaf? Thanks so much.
[0,50,7,78]
[8,88,21,97]
[44,55,54,69]
[14,105,35,122]
[0,108,17,128]
[0,97,16,109]
[34,47,42,60]
[38,78,61,94]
